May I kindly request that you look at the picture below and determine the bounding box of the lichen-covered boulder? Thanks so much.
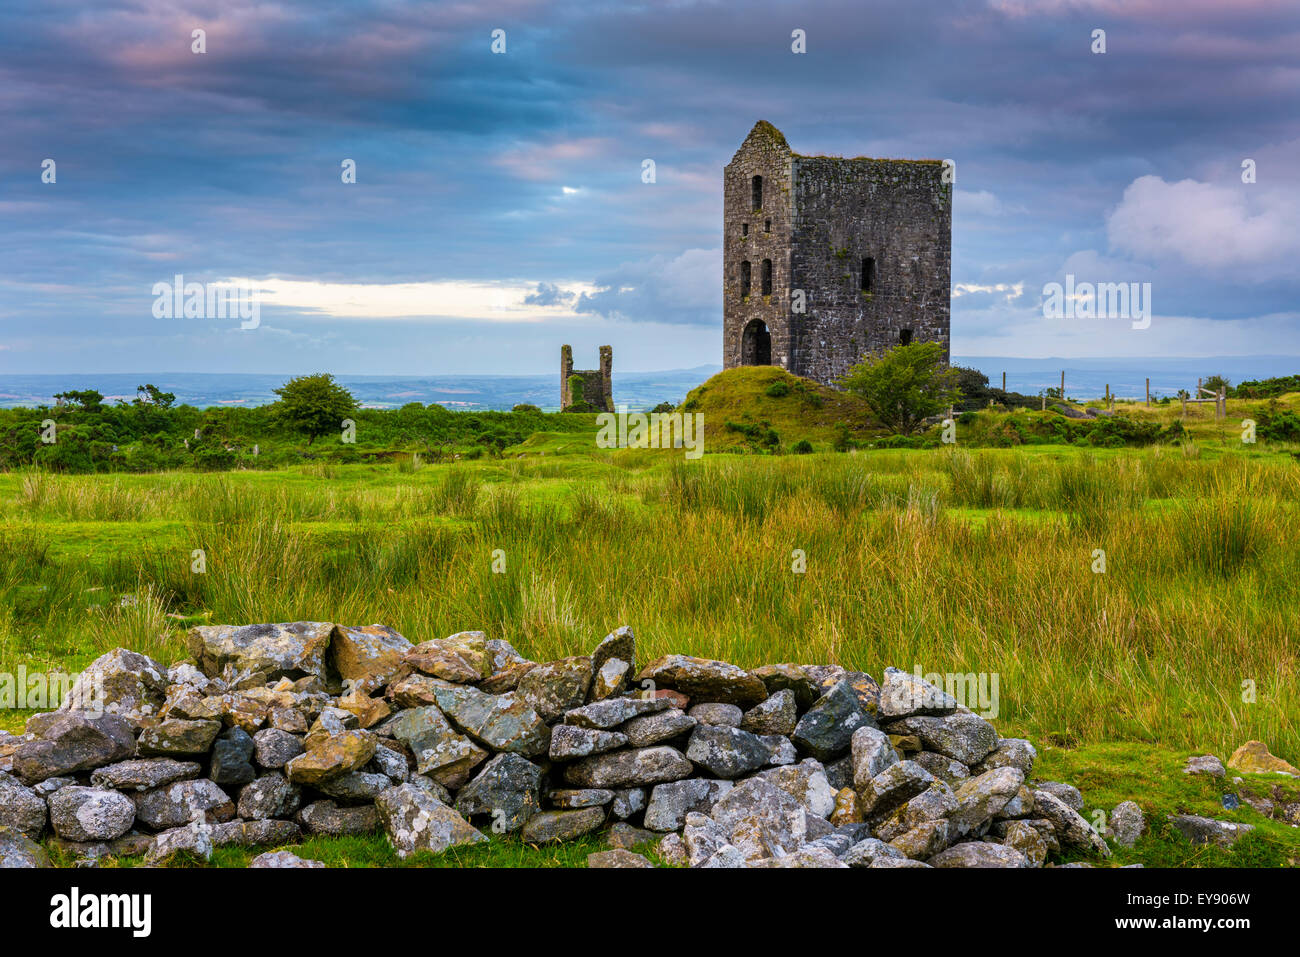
[383,706,487,787]
[883,711,998,766]
[375,783,486,859]
[549,725,627,761]
[426,684,550,757]
[792,678,878,762]
[521,807,606,843]
[739,689,797,736]
[685,726,769,779]
[635,656,767,707]
[622,709,697,747]
[237,773,302,820]
[329,623,412,686]
[1033,789,1111,857]
[928,840,1029,868]
[14,713,136,783]
[0,772,48,838]
[249,850,324,868]
[90,758,201,792]
[137,718,222,757]
[516,657,594,721]
[403,631,490,683]
[455,753,543,832]
[134,778,235,830]
[187,621,335,684]
[644,779,734,832]
[48,786,136,842]
[563,746,694,789]
[0,825,51,868]
[285,731,376,787]
[60,648,168,718]
[1227,740,1299,776]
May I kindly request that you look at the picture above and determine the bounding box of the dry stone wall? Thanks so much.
[0,622,1127,869]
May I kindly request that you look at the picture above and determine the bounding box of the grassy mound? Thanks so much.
[679,366,881,452]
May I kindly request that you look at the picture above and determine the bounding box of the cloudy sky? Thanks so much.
[1,0,1297,375]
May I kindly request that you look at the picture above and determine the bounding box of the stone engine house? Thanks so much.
[560,344,613,412]
[723,121,951,385]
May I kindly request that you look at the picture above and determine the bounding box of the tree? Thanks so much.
[135,384,176,409]
[838,342,961,435]
[272,373,359,445]
[53,389,104,412]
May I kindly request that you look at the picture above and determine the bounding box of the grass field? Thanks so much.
[3,391,1299,867]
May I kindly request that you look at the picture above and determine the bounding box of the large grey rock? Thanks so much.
[1184,754,1226,777]
[878,667,958,718]
[751,663,820,710]
[850,725,899,791]
[317,771,393,803]
[14,713,136,782]
[383,707,486,787]
[563,746,693,789]
[872,783,958,842]
[564,695,669,729]
[688,703,743,727]
[0,772,47,838]
[520,807,606,843]
[634,655,767,707]
[329,623,412,686]
[995,819,1047,866]
[375,783,486,858]
[912,751,969,785]
[209,727,256,786]
[249,850,324,869]
[685,725,769,778]
[0,825,51,867]
[792,677,878,761]
[425,684,550,757]
[90,759,201,792]
[888,820,952,859]
[252,728,304,769]
[1035,780,1083,810]
[403,631,490,683]
[455,753,544,833]
[844,837,906,867]
[549,724,628,761]
[708,776,820,862]
[1167,814,1254,848]
[134,779,235,830]
[48,786,136,842]
[516,657,594,721]
[928,841,1030,868]
[857,760,937,819]
[622,708,696,747]
[1033,789,1111,857]
[948,767,1025,837]
[753,759,836,818]
[210,818,301,848]
[644,779,734,831]
[60,648,168,718]
[975,738,1037,775]
[237,773,302,820]
[1108,800,1145,847]
[739,689,798,736]
[591,625,637,678]
[883,712,998,766]
[297,800,380,836]
[187,621,334,684]
[138,719,222,757]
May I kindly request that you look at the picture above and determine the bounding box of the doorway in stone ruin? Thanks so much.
[740,319,771,366]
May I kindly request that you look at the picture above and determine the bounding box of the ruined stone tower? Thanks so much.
[560,344,613,412]
[723,121,951,385]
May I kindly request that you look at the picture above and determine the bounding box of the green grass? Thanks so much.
[50,831,676,869]
[4,426,1300,868]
